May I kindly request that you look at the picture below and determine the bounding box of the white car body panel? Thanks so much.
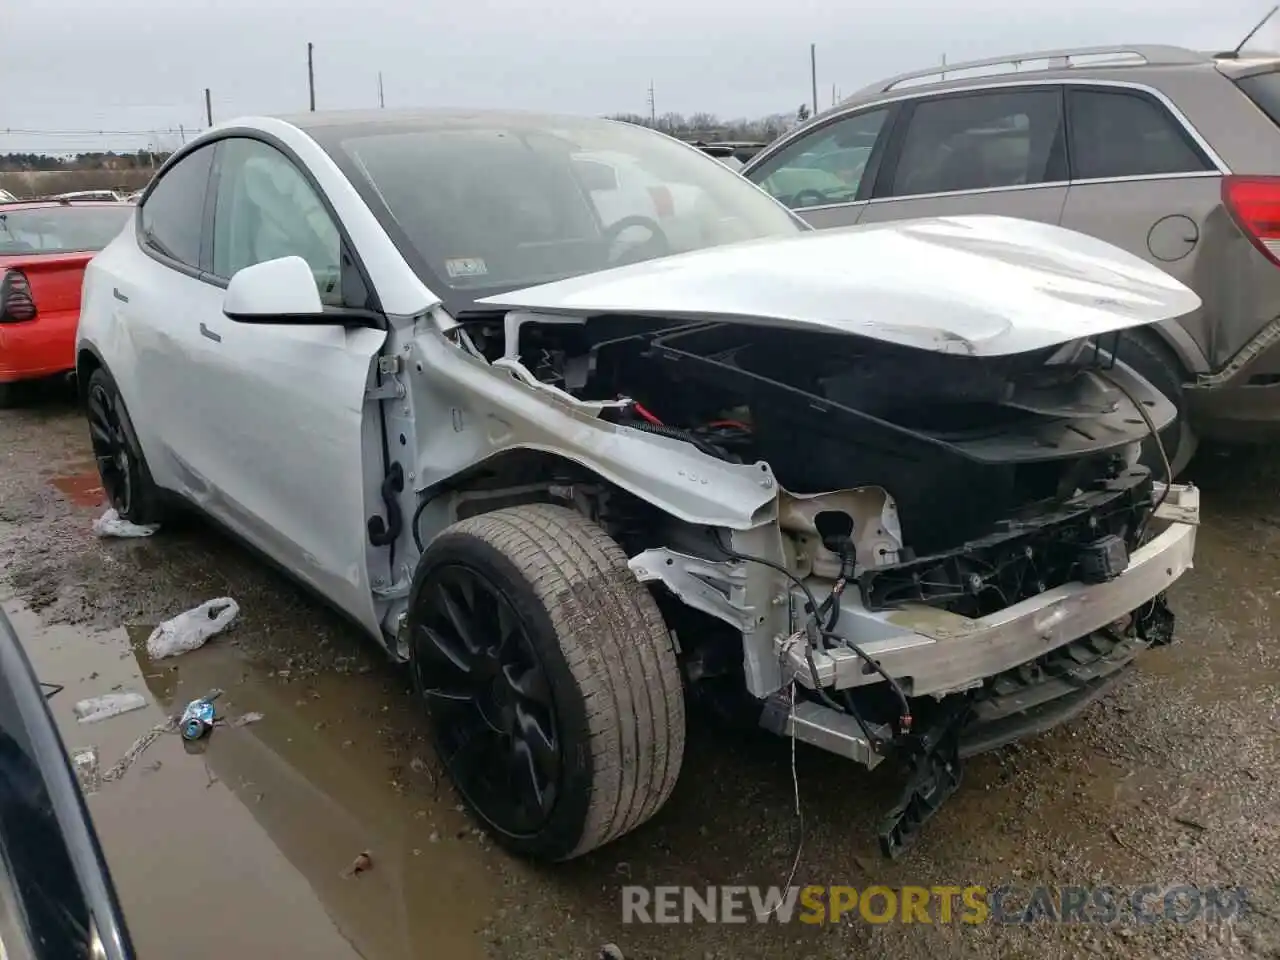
[481,214,1203,357]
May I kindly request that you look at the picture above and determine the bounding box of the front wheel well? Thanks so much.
[425,448,671,553]
[75,348,103,408]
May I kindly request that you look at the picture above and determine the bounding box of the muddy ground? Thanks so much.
[0,392,1277,960]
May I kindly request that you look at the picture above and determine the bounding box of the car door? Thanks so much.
[119,142,225,495]
[743,106,895,228]
[859,86,1070,227]
[193,136,389,623]
[1058,84,1221,351]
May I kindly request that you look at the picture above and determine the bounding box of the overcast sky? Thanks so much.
[2,0,1277,153]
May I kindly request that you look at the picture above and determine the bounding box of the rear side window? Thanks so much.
[1235,70,1280,128]
[885,89,1066,197]
[139,145,214,269]
[1067,89,1212,180]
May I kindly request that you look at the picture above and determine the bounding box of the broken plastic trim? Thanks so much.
[877,700,970,859]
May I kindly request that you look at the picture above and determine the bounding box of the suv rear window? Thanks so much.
[0,205,133,256]
[1235,70,1280,128]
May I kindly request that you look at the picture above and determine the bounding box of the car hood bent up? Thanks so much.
[479,214,1202,357]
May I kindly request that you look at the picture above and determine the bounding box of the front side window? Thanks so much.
[139,145,215,268]
[1068,88,1212,180]
[747,109,890,209]
[886,89,1065,198]
[210,138,343,304]
[326,117,803,303]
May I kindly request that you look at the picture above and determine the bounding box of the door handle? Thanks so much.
[199,322,222,343]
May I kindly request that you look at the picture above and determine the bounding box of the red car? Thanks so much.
[0,200,134,405]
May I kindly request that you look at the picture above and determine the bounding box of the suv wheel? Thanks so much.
[1114,331,1197,478]
[85,368,166,524]
[407,503,685,861]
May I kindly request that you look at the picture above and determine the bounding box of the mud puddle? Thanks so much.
[4,597,506,960]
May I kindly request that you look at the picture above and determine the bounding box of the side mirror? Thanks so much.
[223,255,328,323]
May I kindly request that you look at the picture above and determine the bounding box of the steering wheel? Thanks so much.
[790,188,834,209]
[602,215,670,266]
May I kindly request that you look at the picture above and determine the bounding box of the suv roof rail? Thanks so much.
[850,44,1209,98]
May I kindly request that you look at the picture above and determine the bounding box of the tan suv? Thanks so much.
[742,44,1280,473]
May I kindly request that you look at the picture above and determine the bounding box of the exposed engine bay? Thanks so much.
[450,309,1186,858]
[457,311,1175,617]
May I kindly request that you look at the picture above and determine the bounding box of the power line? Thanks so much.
[1,127,199,137]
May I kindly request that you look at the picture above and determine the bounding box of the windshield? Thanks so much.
[330,117,803,301]
[0,206,133,256]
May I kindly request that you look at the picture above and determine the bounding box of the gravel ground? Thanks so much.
[0,393,1276,959]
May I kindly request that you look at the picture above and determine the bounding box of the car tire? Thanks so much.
[1113,330,1198,479]
[85,368,166,525]
[0,383,18,409]
[407,503,685,861]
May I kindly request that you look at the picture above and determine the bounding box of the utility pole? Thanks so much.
[307,42,316,111]
[204,88,212,127]
[941,53,947,81]
[647,80,656,127]
[179,124,186,145]
[810,43,818,116]
[378,71,385,108]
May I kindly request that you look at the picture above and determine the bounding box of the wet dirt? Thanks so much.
[1,396,1278,960]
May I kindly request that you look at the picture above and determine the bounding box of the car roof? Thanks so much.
[832,43,1262,113]
[273,107,622,137]
[0,199,129,211]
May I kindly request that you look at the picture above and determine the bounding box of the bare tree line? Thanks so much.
[607,105,812,142]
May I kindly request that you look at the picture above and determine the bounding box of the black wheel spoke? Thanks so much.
[503,662,550,706]
[421,684,473,703]
[435,582,483,657]
[417,623,476,676]
[508,736,551,816]
[88,420,113,447]
[494,598,520,656]
[513,702,558,778]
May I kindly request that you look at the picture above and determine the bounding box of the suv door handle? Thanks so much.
[199,322,222,343]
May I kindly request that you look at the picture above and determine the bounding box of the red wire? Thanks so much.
[632,402,664,426]
[706,419,752,431]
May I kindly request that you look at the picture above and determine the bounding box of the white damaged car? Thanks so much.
[76,109,1200,861]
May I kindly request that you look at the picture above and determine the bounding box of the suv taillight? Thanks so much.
[1222,175,1280,266]
[0,269,36,323]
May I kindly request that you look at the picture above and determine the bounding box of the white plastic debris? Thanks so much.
[146,598,239,660]
[73,692,147,724]
[93,509,159,539]
[230,711,264,728]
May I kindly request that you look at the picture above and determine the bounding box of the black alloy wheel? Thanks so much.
[87,379,134,517]
[84,368,163,525]
[411,563,561,839]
